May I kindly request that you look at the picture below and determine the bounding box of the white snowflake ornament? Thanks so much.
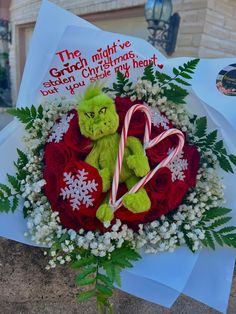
[47,113,74,143]
[60,169,98,211]
[151,108,170,130]
[167,148,188,182]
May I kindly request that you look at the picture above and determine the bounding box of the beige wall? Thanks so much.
[9,0,236,103]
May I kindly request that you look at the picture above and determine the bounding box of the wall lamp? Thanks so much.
[0,19,11,43]
[145,0,180,55]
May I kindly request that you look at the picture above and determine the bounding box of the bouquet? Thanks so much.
[0,2,236,313]
[1,60,236,312]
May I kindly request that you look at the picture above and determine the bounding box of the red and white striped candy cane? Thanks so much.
[109,104,185,211]
[109,104,152,210]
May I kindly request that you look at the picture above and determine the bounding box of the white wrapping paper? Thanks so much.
[0,1,235,312]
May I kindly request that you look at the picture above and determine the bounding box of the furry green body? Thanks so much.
[86,133,132,183]
[77,86,151,222]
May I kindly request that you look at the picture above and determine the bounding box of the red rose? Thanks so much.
[147,167,172,199]
[183,144,200,188]
[146,135,176,167]
[115,96,145,138]
[44,142,78,173]
[63,109,92,157]
[43,167,61,210]
[167,180,189,210]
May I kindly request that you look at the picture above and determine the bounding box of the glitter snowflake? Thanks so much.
[151,109,170,130]
[167,148,188,182]
[60,169,98,210]
[47,113,74,143]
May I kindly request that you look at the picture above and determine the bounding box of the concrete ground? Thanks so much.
[0,116,235,314]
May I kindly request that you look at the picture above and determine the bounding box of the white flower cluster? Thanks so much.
[46,220,135,269]
[130,79,168,107]
[135,163,224,253]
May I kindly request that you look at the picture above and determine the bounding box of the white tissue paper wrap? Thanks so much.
[0,1,235,313]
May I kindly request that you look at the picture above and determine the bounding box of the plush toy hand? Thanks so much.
[96,203,114,222]
[99,168,111,192]
[126,154,150,177]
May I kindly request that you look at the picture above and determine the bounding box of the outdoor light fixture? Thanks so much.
[145,0,180,55]
[0,19,11,43]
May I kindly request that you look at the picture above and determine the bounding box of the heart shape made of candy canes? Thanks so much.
[109,104,185,212]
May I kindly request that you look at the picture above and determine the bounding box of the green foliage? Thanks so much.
[162,83,189,104]
[194,116,207,138]
[0,182,19,213]
[193,116,236,173]
[103,71,132,96]
[7,105,44,130]
[103,59,199,104]
[0,148,29,214]
[72,242,141,313]
[141,63,156,84]
[155,59,200,104]
[199,207,236,249]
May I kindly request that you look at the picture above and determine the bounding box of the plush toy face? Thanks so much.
[78,93,119,141]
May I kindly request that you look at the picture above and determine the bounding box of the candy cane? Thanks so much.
[109,104,185,211]
[110,104,152,209]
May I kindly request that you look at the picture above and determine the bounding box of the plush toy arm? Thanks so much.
[85,148,111,192]
[126,137,150,177]
[126,136,145,155]
[99,168,111,192]
[85,148,99,169]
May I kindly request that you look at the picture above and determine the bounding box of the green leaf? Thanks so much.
[7,174,21,192]
[77,290,96,302]
[163,83,188,104]
[218,155,233,173]
[183,232,195,253]
[97,273,113,288]
[204,231,215,250]
[17,148,28,166]
[96,284,113,297]
[219,226,236,234]
[103,262,115,283]
[31,105,37,119]
[215,140,223,150]
[142,63,156,84]
[12,196,19,212]
[23,206,30,218]
[0,198,11,212]
[113,258,133,268]
[195,117,207,138]
[229,154,236,166]
[206,130,217,145]
[213,232,223,246]
[38,105,44,118]
[77,277,96,286]
[7,105,44,130]
[179,72,192,79]
[175,78,191,86]
[221,234,236,248]
[75,266,96,284]
[208,217,232,229]
[156,71,171,83]
[204,207,232,220]
[0,182,11,195]
[71,256,96,269]
[173,67,179,76]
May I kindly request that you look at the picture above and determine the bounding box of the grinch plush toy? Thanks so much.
[77,86,151,222]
